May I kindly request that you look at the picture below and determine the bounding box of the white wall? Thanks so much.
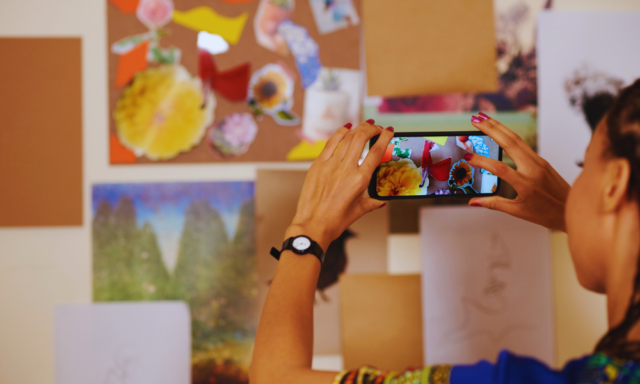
[1,0,638,383]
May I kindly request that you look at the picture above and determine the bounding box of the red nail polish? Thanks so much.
[478,112,490,120]
[471,116,482,123]
[386,126,394,133]
[344,122,353,129]
[366,119,375,125]
[464,153,473,161]
[381,202,387,208]
[470,202,481,207]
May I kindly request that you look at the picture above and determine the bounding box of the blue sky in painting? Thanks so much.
[92,182,254,272]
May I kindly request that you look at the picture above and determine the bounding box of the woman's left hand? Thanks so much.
[286,120,395,251]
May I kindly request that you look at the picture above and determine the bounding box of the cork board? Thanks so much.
[363,0,497,97]
[340,274,423,371]
[0,38,82,227]
[107,0,361,164]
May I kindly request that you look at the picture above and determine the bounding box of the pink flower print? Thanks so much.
[137,0,174,30]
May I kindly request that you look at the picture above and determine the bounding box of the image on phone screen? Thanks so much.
[369,133,502,198]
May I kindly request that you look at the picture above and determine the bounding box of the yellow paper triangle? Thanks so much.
[424,136,448,146]
[172,7,248,45]
[286,140,327,161]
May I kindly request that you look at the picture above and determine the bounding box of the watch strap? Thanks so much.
[270,237,325,265]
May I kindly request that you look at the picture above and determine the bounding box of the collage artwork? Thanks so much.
[107,0,361,164]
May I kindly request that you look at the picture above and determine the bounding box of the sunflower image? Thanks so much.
[252,70,288,109]
[248,64,299,125]
[113,64,215,160]
[376,159,425,197]
[249,64,292,110]
[448,159,478,194]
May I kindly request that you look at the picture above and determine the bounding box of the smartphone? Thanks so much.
[368,132,503,200]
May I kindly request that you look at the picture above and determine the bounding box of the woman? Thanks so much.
[249,80,640,384]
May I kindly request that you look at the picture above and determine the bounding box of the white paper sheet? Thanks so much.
[538,11,640,184]
[420,207,554,366]
[55,302,190,384]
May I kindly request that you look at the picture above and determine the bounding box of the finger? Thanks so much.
[358,197,387,215]
[344,123,386,165]
[359,126,395,175]
[333,119,380,162]
[477,112,537,158]
[317,123,352,161]
[465,153,524,190]
[469,196,521,217]
[471,113,534,166]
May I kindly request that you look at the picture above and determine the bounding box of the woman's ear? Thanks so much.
[602,158,632,213]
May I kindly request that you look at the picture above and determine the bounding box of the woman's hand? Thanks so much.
[286,120,395,250]
[467,112,571,232]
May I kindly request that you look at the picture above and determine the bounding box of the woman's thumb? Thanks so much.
[360,197,387,215]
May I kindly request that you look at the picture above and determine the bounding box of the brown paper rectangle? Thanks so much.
[0,38,83,227]
[340,274,423,371]
[363,0,497,97]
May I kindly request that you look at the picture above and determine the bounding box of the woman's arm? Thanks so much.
[467,113,571,231]
[249,121,395,384]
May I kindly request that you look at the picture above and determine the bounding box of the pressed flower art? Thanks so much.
[248,64,299,125]
[448,159,478,194]
[209,113,259,157]
[376,159,425,197]
[113,65,215,160]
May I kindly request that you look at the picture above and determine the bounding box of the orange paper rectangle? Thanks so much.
[363,0,497,97]
[0,38,83,227]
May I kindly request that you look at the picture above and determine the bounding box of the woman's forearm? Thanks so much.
[250,121,392,384]
[249,226,337,384]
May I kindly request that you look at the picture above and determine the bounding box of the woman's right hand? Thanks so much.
[467,112,571,232]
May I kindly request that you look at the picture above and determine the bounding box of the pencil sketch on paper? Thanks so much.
[446,233,535,343]
[421,207,554,365]
[102,346,140,384]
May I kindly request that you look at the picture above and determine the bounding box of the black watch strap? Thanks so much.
[270,236,325,265]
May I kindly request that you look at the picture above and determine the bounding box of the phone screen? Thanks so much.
[369,133,502,199]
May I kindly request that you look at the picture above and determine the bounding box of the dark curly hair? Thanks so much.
[593,79,640,359]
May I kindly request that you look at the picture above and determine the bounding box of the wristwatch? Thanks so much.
[270,235,325,265]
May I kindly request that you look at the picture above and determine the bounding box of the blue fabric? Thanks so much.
[450,351,591,384]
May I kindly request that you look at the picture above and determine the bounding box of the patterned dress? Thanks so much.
[333,351,640,384]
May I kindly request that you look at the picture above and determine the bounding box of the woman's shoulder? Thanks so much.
[334,351,640,384]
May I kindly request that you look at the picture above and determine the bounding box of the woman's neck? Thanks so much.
[605,203,640,337]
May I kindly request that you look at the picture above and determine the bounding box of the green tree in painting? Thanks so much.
[93,197,171,301]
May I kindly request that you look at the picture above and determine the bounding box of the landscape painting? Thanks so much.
[92,181,256,384]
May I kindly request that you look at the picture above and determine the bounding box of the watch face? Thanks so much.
[292,236,311,251]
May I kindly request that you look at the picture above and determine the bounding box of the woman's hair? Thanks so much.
[593,79,640,359]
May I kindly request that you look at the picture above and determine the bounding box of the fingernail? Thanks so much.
[478,112,490,120]
[366,119,375,125]
[464,153,473,161]
[471,116,482,123]
[386,126,394,133]
[470,202,481,207]
[344,122,352,129]
[381,202,387,208]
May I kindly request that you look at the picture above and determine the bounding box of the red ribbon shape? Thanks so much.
[198,49,251,103]
[421,140,451,182]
